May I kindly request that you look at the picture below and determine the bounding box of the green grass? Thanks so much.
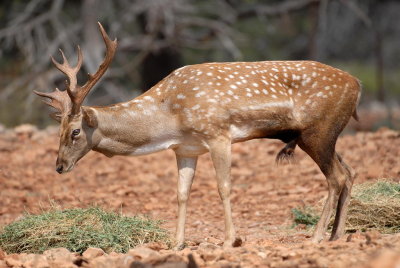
[292,207,320,227]
[0,207,171,254]
[352,180,400,202]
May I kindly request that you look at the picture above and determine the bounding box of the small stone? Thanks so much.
[43,248,78,267]
[5,254,23,267]
[82,247,105,260]
[0,260,7,268]
[365,230,381,243]
[43,248,72,261]
[146,253,186,267]
[14,124,37,138]
[205,236,222,245]
[257,252,267,259]
[368,250,400,268]
[89,255,124,268]
[128,247,161,260]
[189,252,205,267]
[198,242,219,251]
[20,254,49,268]
[200,249,224,262]
[143,242,169,251]
[314,256,329,267]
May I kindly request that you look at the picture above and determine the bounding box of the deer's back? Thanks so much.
[148,61,361,141]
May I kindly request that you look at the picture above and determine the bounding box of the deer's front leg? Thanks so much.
[208,137,240,249]
[174,155,198,250]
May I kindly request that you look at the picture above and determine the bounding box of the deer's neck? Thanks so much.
[88,99,181,157]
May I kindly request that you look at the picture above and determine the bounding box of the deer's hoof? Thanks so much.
[311,235,324,244]
[173,243,186,251]
[223,237,242,249]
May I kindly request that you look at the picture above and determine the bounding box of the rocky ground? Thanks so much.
[0,124,399,267]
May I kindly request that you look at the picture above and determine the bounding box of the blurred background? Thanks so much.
[0,0,399,129]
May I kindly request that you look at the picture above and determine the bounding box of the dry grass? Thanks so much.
[293,179,400,233]
[346,180,400,233]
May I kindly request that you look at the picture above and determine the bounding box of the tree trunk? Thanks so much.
[374,31,384,102]
[137,13,183,91]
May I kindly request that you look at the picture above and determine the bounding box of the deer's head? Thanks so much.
[35,23,117,174]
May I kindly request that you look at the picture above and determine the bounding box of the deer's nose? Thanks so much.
[56,165,63,174]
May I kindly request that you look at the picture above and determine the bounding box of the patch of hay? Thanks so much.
[0,207,171,254]
[346,180,400,233]
[292,179,400,234]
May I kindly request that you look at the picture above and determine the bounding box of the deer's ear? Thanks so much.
[50,112,62,123]
[82,108,98,128]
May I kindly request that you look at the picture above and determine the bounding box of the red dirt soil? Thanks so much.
[0,125,399,267]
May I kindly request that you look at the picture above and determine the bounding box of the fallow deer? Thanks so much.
[35,23,361,250]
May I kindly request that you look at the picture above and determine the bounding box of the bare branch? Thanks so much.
[339,0,373,28]
[237,0,321,19]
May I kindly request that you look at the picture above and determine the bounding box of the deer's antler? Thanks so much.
[33,88,71,121]
[75,23,117,114]
[34,22,117,118]
[51,46,83,105]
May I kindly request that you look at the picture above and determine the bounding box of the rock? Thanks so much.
[0,250,5,260]
[43,248,72,261]
[367,250,400,268]
[0,260,7,268]
[19,254,49,268]
[82,247,105,260]
[143,242,169,251]
[45,125,59,134]
[119,255,136,267]
[346,231,366,243]
[215,259,239,268]
[257,251,267,259]
[200,248,224,262]
[128,247,161,261]
[364,230,382,244]
[204,236,222,245]
[89,255,124,268]
[146,253,187,267]
[31,131,48,142]
[377,127,400,139]
[4,254,23,267]
[198,242,219,251]
[14,124,38,138]
[189,252,205,267]
[130,260,152,268]
[43,248,78,267]
[315,256,329,267]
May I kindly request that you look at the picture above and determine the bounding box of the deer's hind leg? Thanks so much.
[330,154,356,240]
[298,132,349,243]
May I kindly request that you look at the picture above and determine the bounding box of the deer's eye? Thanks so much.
[71,129,80,138]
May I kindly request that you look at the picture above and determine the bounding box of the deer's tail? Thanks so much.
[276,139,297,164]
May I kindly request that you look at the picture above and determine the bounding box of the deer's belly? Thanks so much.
[230,121,300,143]
[129,138,180,156]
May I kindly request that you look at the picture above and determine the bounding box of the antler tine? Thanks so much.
[33,88,72,120]
[51,46,83,100]
[70,22,117,115]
